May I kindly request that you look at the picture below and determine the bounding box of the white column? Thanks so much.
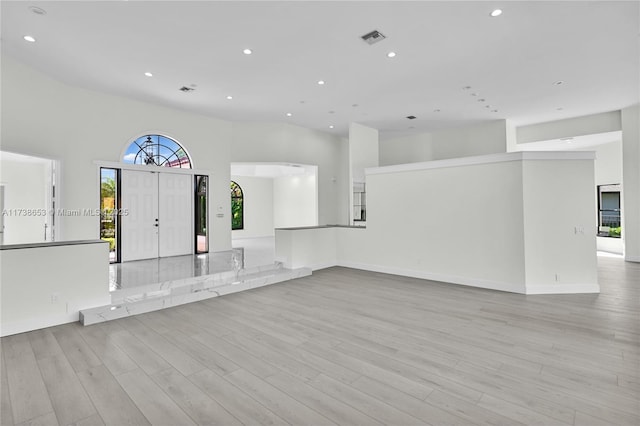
[622,104,640,262]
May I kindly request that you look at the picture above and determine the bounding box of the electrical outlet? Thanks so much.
[555,273,559,282]
[51,293,59,303]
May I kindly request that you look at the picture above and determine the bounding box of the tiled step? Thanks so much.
[80,264,311,325]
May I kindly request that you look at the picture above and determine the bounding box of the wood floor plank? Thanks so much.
[188,368,289,426]
[162,329,242,376]
[69,413,106,426]
[27,330,65,361]
[1,348,15,426]
[1,257,637,426]
[76,325,138,376]
[15,411,58,426]
[350,375,468,426]
[223,368,336,425]
[2,334,54,424]
[266,371,385,426]
[477,393,572,426]
[150,367,243,426]
[115,368,196,426]
[118,317,206,376]
[191,331,279,379]
[308,373,427,425]
[36,354,97,425]
[108,330,170,375]
[76,365,150,426]
[50,325,102,373]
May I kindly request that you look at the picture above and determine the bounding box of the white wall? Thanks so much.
[275,152,599,294]
[1,57,233,251]
[231,122,349,226]
[0,157,50,244]
[622,104,640,262]
[379,120,507,166]
[2,57,351,252]
[379,132,433,166]
[273,173,318,228]
[230,175,274,238]
[522,160,598,292]
[586,140,623,185]
[1,242,111,336]
[517,111,621,144]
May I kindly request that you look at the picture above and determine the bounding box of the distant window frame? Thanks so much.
[597,184,621,238]
[123,134,192,168]
[231,181,244,230]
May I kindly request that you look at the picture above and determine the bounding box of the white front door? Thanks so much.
[121,170,159,261]
[159,173,192,257]
[121,170,193,261]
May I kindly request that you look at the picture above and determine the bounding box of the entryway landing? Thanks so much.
[82,237,309,325]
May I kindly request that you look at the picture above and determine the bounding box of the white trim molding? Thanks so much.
[366,151,596,176]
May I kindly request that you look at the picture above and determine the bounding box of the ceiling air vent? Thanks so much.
[361,30,386,45]
[179,86,195,92]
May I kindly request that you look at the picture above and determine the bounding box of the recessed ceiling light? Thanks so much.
[387,52,396,58]
[554,80,564,85]
[557,107,564,111]
[317,80,326,85]
[243,48,252,55]
[471,93,478,97]
[286,112,292,117]
[490,9,503,17]
[406,115,417,120]
[462,86,472,90]
[328,110,335,114]
[29,6,47,15]
[478,98,486,102]
[23,35,36,42]
[352,104,359,108]
[329,125,334,129]
[491,109,498,113]
[226,95,233,100]
[433,109,441,113]
[144,72,153,77]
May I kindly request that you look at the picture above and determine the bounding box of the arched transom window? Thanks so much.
[230,181,244,230]
[123,134,192,168]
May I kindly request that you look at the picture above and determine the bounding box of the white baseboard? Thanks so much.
[310,262,339,271]
[525,283,600,295]
[625,255,640,263]
[1,312,79,337]
[337,261,526,294]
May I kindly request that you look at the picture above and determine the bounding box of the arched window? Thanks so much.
[123,134,191,168]
[230,181,244,230]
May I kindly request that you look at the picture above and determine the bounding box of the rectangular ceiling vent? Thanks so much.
[361,30,386,45]
[179,86,195,92]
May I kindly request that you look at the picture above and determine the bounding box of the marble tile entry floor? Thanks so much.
[109,237,276,291]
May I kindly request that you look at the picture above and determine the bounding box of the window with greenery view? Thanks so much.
[100,168,119,262]
[597,184,621,238]
[231,181,243,230]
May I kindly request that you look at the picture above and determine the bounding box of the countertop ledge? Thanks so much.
[276,225,367,231]
[0,239,107,250]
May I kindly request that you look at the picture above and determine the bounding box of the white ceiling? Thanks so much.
[2,1,638,140]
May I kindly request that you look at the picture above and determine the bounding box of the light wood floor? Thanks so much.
[2,257,639,425]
